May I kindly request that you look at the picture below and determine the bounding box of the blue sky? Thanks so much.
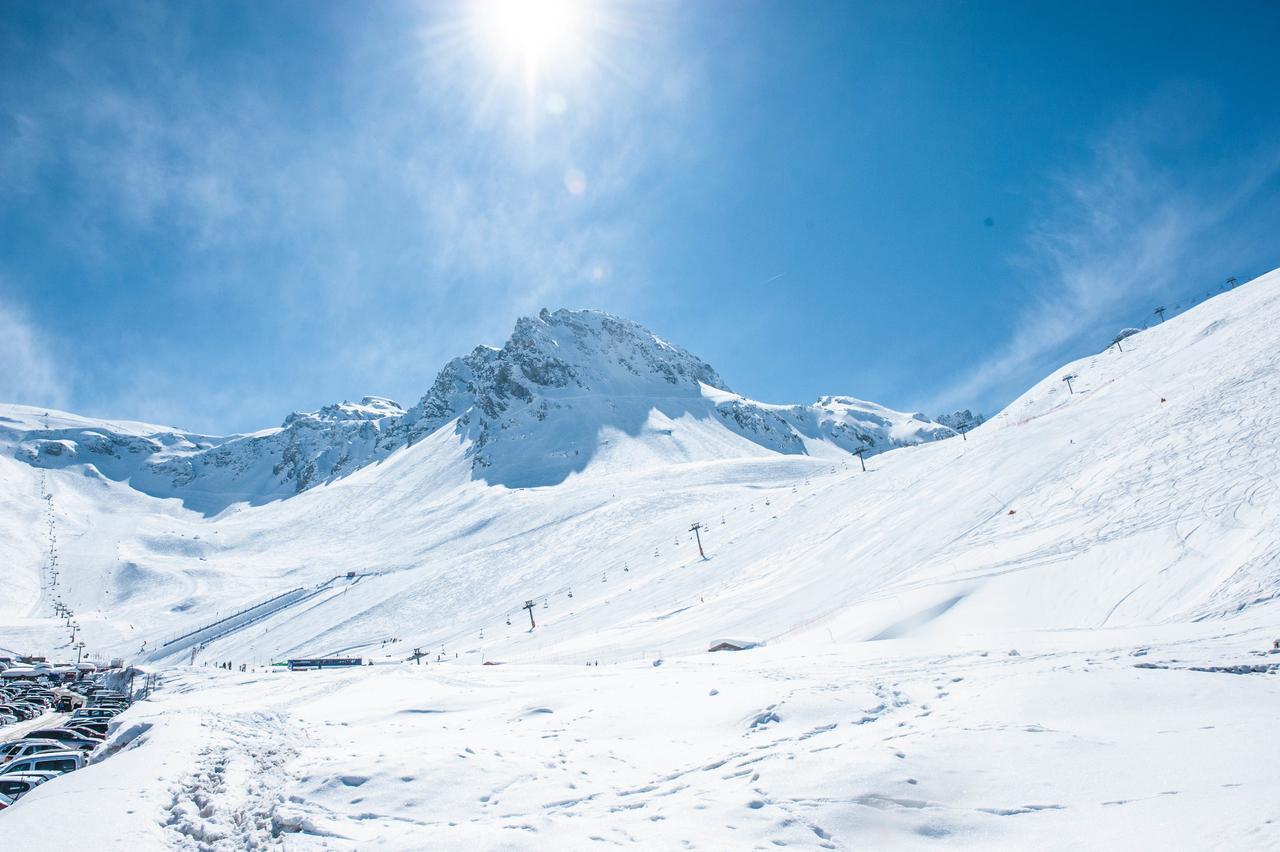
[1,0,1277,434]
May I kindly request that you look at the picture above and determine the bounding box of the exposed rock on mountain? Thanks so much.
[2,309,952,508]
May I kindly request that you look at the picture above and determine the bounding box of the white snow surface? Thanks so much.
[2,275,1280,848]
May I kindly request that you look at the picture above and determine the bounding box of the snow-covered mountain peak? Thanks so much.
[282,396,405,428]
[509,308,729,395]
[400,308,949,486]
[403,308,729,440]
[1,307,952,506]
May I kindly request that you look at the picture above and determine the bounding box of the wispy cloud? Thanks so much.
[0,288,69,409]
[0,2,706,432]
[929,90,1280,416]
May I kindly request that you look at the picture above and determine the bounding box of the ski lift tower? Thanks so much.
[1062,373,1078,395]
[689,523,707,560]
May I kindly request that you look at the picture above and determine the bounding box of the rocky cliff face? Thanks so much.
[400,309,735,472]
[3,309,954,507]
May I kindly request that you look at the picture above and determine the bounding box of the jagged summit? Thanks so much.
[0,308,952,510]
[282,396,405,427]
[404,308,732,443]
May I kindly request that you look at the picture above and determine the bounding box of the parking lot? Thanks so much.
[0,665,137,810]
[0,710,69,745]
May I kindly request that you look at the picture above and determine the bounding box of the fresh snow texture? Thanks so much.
[4,627,1278,850]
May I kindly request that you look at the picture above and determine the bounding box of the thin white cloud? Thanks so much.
[0,290,69,409]
[929,95,1280,416]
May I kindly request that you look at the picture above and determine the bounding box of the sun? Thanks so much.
[474,0,585,91]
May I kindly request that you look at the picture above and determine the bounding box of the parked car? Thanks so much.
[23,729,100,752]
[53,690,85,712]
[12,689,50,703]
[65,720,109,738]
[70,707,118,720]
[59,729,105,745]
[0,771,58,800]
[1,739,68,764]
[0,791,12,810]
[0,750,85,777]
[89,700,128,712]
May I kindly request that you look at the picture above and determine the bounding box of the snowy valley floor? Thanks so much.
[6,615,1279,851]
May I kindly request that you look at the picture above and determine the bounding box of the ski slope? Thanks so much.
[3,272,1279,666]
[1,272,1279,849]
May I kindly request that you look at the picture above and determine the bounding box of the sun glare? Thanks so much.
[475,0,585,90]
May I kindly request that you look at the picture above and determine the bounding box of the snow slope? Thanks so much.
[6,624,1279,850]
[4,275,1278,665]
[1,273,1279,849]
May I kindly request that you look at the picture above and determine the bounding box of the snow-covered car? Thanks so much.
[0,750,85,777]
[1,739,68,764]
[0,791,12,810]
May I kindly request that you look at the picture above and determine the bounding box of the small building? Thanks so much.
[286,657,362,671]
[708,638,765,653]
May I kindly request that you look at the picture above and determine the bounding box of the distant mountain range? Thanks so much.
[0,308,954,510]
